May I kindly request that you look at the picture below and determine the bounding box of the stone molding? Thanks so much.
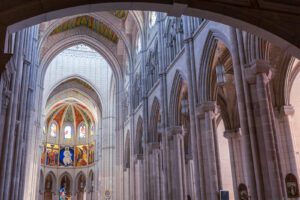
[244,59,273,84]
[196,101,218,117]
[223,128,241,139]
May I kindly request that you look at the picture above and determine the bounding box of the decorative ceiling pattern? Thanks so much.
[111,10,129,20]
[47,102,94,129]
[50,15,119,43]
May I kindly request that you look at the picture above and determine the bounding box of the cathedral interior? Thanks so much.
[0,1,300,200]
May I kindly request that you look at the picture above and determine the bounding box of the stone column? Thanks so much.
[275,105,300,198]
[167,126,187,200]
[244,59,284,199]
[134,154,144,200]
[223,129,245,200]
[182,16,202,200]
[147,142,162,200]
[196,101,220,200]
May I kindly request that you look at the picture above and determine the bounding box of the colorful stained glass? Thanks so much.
[49,122,57,137]
[64,125,72,139]
[79,124,86,138]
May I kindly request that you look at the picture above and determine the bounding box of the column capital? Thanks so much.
[147,142,160,153]
[223,128,241,139]
[280,105,295,116]
[167,126,183,138]
[196,101,218,116]
[244,59,273,84]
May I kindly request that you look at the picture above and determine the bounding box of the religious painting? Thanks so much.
[40,145,46,165]
[64,125,72,139]
[59,146,74,166]
[238,183,249,200]
[286,173,299,198]
[46,144,59,166]
[88,143,95,164]
[75,145,88,166]
[79,124,86,138]
[49,122,58,137]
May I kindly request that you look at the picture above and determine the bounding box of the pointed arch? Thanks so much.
[135,116,144,155]
[149,97,161,143]
[198,29,231,103]
[169,70,188,126]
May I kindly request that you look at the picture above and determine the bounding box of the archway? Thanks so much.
[2,2,300,58]
[59,173,73,200]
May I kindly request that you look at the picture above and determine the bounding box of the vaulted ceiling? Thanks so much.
[50,15,119,44]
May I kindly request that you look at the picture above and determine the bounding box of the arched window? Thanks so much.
[90,123,94,136]
[49,121,58,137]
[64,125,72,139]
[79,123,86,138]
[136,34,141,53]
[149,12,157,28]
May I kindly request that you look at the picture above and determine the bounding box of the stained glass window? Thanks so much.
[136,34,141,53]
[149,12,157,28]
[79,124,86,138]
[49,122,57,137]
[64,125,72,139]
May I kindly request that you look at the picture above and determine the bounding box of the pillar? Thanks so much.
[244,59,284,199]
[167,126,187,200]
[275,105,300,198]
[223,129,245,200]
[196,101,220,200]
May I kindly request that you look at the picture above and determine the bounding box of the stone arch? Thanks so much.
[169,70,188,126]
[135,116,143,155]
[149,97,161,143]
[38,35,123,96]
[75,171,87,197]
[198,29,231,103]
[45,171,57,194]
[45,75,103,114]
[87,170,95,192]
[58,172,73,195]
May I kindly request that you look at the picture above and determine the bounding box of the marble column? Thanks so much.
[196,101,220,200]
[167,126,187,200]
[244,59,284,199]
